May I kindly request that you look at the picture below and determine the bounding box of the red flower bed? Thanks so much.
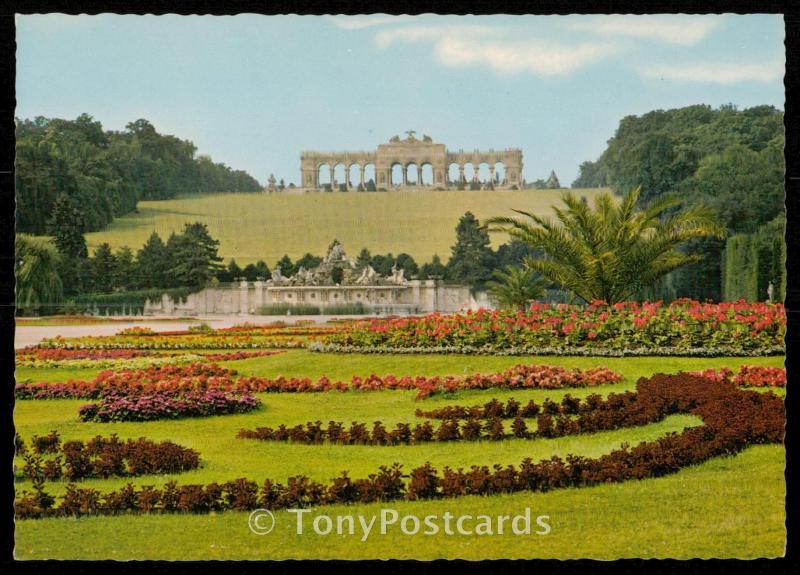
[78,388,261,422]
[689,365,786,388]
[16,363,622,401]
[322,299,786,356]
[16,348,155,361]
[16,373,783,518]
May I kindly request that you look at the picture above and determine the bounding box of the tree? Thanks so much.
[253,260,271,279]
[370,253,395,276]
[356,248,372,270]
[49,193,88,259]
[15,235,63,315]
[419,254,447,279]
[487,188,726,304]
[446,212,496,288]
[395,253,419,277]
[135,232,170,289]
[276,255,296,277]
[219,259,243,282]
[113,246,135,291]
[296,253,322,271]
[169,222,224,289]
[88,243,117,293]
[487,266,546,311]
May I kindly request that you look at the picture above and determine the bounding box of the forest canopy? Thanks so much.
[15,114,262,234]
[571,104,784,302]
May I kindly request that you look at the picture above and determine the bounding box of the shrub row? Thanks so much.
[310,342,786,357]
[78,389,261,422]
[236,391,654,445]
[15,348,283,369]
[323,300,785,355]
[15,363,622,401]
[16,373,784,519]
[17,432,200,481]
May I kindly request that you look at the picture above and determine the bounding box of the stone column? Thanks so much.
[417,166,423,186]
[239,279,249,315]
[402,166,407,187]
[344,166,350,190]
[360,165,365,189]
[458,164,465,184]
[489,166,495,185]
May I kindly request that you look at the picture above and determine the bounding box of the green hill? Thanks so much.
[84,189,610,265]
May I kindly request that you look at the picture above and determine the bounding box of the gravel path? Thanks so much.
[14,314,373,349]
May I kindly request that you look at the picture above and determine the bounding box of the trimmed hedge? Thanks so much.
[15,373,784,518]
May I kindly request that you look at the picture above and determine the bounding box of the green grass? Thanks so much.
[82,189,609,265]
[13,352,786,559]
[15,445,785,560]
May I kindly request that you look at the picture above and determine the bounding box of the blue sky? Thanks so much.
[16,14,785,186]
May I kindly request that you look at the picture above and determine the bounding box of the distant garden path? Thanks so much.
[14,314,361,349]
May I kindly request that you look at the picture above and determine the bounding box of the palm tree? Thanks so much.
[487,188,726,304]
[487,265,547,311]
[16,234,63,315]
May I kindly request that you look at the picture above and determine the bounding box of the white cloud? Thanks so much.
[329,15,407,30]
[568,15,720,46]
[640,61,784,84]
[375,25,617,76]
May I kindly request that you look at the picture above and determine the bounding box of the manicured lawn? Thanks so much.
[82,189,609,265]
[15,445,784,559]
[13,352,786,559]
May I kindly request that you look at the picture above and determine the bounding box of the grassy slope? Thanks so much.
[13,352,786,559]
[82,189,608,265]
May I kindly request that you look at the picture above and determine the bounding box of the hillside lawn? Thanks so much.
[14,352,785,559]
[82,188,610,265]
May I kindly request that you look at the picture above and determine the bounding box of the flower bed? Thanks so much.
[35,334,308,350]
[15,349,283,369]
[320,300,785,356]
[17,432,200,480]
[15,373,784,518]
[16,363,622,401]
[689,365,786,388]
[78,388,261,422]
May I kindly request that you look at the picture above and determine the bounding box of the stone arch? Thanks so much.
[463,162,476,182]
[478,162,491,183]
[348,164,360,190]
[318,164,332,189]
[363,163,376,190]
[406,162,419,186]
[421,162,434,186]
[448,162,460,184]
[391,162,404,187]
[494,161,506,185]
[333,163,347,191]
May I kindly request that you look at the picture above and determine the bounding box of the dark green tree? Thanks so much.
[395,253,419,277]
[88,243,117,293]
[445,212,496,288]
[113,246,135,291]
[49,193,88,259]
[370,253,396,276]
[15,235,63,315]
[254,260,271,279]
[356,248,372,270]
[419,254,447,279]
[218,259,243,282]
[276,255,296,278]
[169,222,224,289]
[135,232,170,289]
[296,253,322,271]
